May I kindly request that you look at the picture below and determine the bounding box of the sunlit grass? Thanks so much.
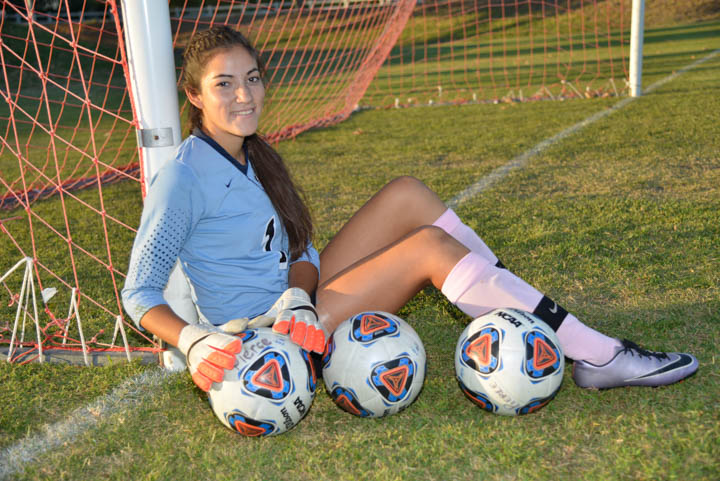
[1,18,718,480]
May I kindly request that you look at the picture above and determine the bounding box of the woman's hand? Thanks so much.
[177,324,243,392]
[249,287,327,353]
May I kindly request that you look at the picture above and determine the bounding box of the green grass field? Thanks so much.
[1,13,719,481]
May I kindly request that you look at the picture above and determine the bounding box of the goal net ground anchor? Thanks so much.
[0,346,159,366]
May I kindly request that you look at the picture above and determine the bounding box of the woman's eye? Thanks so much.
[216,81,230,88]
[248,76,261,84]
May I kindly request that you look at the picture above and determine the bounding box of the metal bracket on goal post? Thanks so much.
[119,0,182,186]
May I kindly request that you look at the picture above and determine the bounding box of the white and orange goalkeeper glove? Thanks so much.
[177,321,246,392]
[248,287,327,354]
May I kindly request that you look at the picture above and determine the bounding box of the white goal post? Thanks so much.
[629,0,646,97]
[120,0,197,370]
[119,0,182,186]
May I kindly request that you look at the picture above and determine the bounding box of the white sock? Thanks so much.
[432,209,499,265]
[441,252,620,364]
[555,315,621,365]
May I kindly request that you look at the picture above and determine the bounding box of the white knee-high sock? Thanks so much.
[441,252,620,364]
[432,209,500,265]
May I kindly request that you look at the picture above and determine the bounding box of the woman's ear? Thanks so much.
[185,87,203,110]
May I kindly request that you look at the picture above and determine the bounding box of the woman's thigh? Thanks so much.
[316,225,467,333]
[319,176,448,284]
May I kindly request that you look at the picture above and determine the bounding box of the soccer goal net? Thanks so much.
[0,0,630,364]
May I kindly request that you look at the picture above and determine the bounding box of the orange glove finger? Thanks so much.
[198,360,225,384]
[192,370,213,392]
[307,326,326,354]
[314,328,327,354]
[274,319,291,334]
[206,348,237,370]
[205,338,242,369]
[290,317,307,346]
[301,324,315,352]
[223,338,243,354]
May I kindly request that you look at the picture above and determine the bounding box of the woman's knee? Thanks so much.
[383,176,429,198]
[408,226,468,285]
[410,225,461,251]
[378,176,444,216]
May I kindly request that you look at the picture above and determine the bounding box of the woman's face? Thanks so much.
[187,46,265,156]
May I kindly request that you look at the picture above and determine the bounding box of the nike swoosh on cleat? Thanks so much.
[549,302,558,314]
[629,354,695,380]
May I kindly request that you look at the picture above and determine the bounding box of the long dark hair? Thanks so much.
[181,26,313,262]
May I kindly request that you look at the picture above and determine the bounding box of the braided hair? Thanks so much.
[181,26,313,262]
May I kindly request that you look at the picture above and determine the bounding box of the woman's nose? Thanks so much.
[235,85,252,103]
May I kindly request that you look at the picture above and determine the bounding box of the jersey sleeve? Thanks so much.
[290,240,321,274]
[121,163,203,328]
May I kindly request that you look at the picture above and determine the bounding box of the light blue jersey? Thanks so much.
[122,132,320,327]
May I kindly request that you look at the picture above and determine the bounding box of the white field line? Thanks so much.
[448,48,720,208]
[1,48,718,481]
[0,368,176,481]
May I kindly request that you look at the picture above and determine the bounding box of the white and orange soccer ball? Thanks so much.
[455,308,564,416]
[322,311,426,418]
[207,328,317,436]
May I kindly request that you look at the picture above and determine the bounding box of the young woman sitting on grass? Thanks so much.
[122,26,697,394]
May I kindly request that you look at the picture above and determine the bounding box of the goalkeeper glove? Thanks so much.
[177,323,243,392]
[249,287,327,354]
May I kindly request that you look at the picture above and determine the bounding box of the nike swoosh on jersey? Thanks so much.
[629,354,694,380]
[225,178,233,188]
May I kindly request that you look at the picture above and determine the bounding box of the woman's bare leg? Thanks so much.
[317,226,468,333]
[319,176,448,284]
[317,177,621,364]
[314,178,699,387]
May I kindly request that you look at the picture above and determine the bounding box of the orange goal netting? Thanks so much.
[0,0,629,363]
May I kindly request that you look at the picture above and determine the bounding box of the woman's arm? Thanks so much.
[139,304,188,346]
[122,161,201,335]
[140,261,318,347]
[288,260,319,296]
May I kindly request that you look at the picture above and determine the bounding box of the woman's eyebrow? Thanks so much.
[211,67,259,79]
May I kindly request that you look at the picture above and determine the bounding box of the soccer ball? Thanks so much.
[455,308,564,416]
[322,311,426,418]
[207,327,317,436]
